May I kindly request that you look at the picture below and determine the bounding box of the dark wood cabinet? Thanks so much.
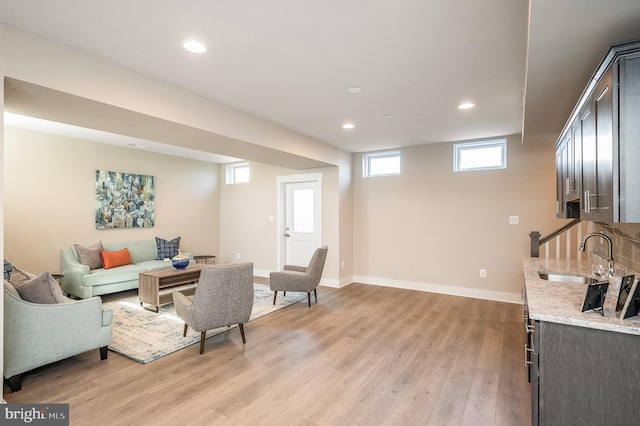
[555,136,568,218]
[555,40,640,223]
[583,69,613,222]
[617,53,640,222]
[531,321,640,425]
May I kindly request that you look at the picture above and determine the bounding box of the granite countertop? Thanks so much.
[523,257,640,335]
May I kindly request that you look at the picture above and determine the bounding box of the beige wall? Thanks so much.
[353,134,562,301]
[219,162,341,285]
[2,126,343,285]
[1,23,353,287]
[3,127,220,274]
[0,41,5,395]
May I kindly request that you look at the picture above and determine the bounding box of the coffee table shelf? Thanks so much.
[139,264,206,312]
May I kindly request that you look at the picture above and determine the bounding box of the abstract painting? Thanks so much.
[95,170,155,229]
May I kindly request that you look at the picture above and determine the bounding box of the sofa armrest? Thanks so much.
[172,291,194,330]
[4,289,113,379]
[60,248,91,298]
[283,265,307,273]
[102,308,113,326]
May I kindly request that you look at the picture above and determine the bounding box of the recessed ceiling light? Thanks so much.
[385,114,393,119]
[183,40,206,54]
[342,123,355,129]
[458,102,476,110]
[347,87,362,94]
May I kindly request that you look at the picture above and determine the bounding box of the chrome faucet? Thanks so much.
[580,232,614,279]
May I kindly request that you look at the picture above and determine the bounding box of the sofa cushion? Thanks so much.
[155,236,180,260]
[13,271,66,304]
[138,259,173,272]
[4,259,13,280]
[82,263,147,287]
[74,241,104,270]
[9,266,35,287]
[101,248,132,269]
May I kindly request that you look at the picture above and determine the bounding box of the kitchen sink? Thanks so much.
[538,272,601,285]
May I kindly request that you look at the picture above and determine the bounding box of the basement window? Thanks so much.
[363,151,401,177]
[225,162,250,184]
[454,139,507,172]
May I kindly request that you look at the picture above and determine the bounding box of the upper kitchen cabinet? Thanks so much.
[555,40,640,223]
[555,119,582,218]
[618,53,640,221]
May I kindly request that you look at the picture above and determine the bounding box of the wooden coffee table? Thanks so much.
[138,264,207,312]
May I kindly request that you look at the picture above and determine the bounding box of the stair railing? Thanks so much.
[530,219,584,260]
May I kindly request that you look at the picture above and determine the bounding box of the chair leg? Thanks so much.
[7,375,22,392]
[273,291,277,305]
[239,323,246,344]
[99,346,108,360]
[284,291,286,296]
[314,288,318,302]
[307,293,311,307]
[183,324,188,337]
[199,331,206,354]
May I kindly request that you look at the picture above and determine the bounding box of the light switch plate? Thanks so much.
[509,216,519,225]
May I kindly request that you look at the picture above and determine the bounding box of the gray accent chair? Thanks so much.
[270,246,328,307]
[173,263,254,354]
[3,281,113,392]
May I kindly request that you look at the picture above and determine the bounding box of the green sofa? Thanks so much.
[3,281,112,392]
[60,240,192,299]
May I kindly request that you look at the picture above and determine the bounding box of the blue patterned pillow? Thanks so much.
[4,259,13,280]
[156,237,180,260]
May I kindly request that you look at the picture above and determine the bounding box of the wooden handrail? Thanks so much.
[530,219,581,257]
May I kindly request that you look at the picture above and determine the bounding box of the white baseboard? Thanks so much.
[254,272,519,303]
[352,275,521,304]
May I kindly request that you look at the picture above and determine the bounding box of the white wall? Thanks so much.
[353,135,562,302]
[3,127,220,274]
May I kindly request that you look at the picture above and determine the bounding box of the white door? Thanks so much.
[284,180,322,267]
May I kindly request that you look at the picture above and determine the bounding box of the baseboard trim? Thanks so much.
[253,272,518,302]
[352,275,521,304]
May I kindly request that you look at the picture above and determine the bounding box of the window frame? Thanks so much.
[362,150,401,178]
[453,139,507,172]
[225,162,250,184]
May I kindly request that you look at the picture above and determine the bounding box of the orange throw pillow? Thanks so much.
[101,248,132,269]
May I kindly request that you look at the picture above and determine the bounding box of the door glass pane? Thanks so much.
[292,188,314,233]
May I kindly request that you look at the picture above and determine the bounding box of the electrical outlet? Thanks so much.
[236,252,240,259]
[480,269,487,278]
[509,216,519,225]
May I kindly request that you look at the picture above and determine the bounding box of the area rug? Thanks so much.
[103,283,305,363]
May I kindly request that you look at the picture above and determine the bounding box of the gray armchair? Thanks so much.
[3,281,112,392]
[270,246,328,307]
[172,263,254,354]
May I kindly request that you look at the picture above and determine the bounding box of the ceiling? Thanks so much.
[2,0,640,161]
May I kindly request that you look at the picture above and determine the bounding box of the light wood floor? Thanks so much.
[4,282,531,425]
